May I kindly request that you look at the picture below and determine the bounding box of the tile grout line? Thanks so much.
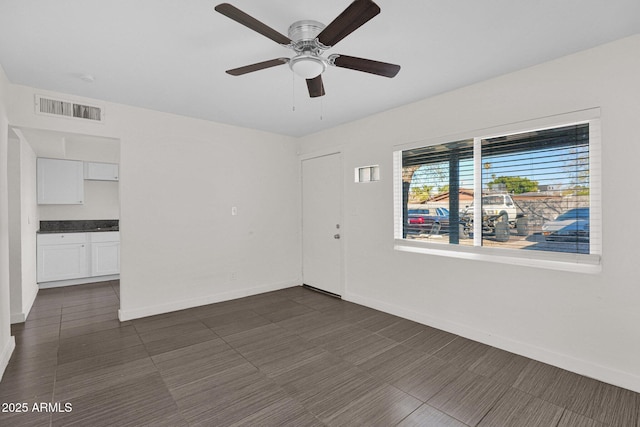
[472,384,511,427]
[52,281,118,427]
[553,409,568,427]
[211,297,329,426]
[141,327,190,425]
[48,298,63,427]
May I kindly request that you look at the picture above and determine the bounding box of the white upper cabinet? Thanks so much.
[84,161,119,181]
[37,158,84,205]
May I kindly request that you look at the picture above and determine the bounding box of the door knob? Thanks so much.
[334,234,341,239]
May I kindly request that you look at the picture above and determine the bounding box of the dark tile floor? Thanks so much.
[1,281,639,426]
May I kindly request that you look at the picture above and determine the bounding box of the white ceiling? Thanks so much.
[1,0,639,137]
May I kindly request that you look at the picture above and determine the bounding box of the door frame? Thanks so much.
[299,148,344,297]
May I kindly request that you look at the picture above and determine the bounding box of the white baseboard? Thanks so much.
[10,312,26,324]
[118,280,300,322]
[344,291,640,394]
[24,282,39,319]
[0,336,16,382]
[38,274,119,289]
[10,282,39,324]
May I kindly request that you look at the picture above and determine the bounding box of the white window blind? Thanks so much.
[394,116,601,271]
[401,139,474,243]
[478,123,592,254]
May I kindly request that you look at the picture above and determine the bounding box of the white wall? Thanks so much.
[37,179,120,221]
[8,134,39,323]
[7,84,301,322]
[0,64,16,380]
[8,137,22,319]
[298,35,640,393]
[115,111,301,319]
[19,140,38,319]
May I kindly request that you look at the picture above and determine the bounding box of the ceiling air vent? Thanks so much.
[35,94,104,122]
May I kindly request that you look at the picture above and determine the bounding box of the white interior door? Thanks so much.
[302,152,343,296]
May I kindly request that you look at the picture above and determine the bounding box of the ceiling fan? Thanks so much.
[214,0,401,98]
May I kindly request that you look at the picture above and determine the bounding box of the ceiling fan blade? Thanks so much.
[215,3,292,45]
[226,58,289,76]
[331,54,400,78]
[317,0,380,48]
[306,75,326,98]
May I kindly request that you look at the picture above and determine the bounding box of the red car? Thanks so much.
[407,207,450,234]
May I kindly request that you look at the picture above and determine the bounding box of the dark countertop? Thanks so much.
[37,227,119,234]
[38,220,119,234]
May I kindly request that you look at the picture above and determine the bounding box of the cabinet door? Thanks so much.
[91,242,120,276]
[37,158,84,204]
[37,243,89,282]
[84,162,119,181]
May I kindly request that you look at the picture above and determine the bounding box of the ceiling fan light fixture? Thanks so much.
[289,54,326,79]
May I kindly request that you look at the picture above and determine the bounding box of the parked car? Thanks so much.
[542,207,590,241]
[461,194,518,223]
[407,206,450,234]
[459,194,528,241]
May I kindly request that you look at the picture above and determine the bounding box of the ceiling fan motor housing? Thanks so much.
[288,20,328,78]
[288,20,326,51]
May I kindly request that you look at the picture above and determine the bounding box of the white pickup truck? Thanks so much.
[460,194,528,241]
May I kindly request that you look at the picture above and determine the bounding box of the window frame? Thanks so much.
[393,109,601,273]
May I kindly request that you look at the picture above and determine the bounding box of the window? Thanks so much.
[401,139,474,243]
[355,165,380,182]
[394,113,601,272]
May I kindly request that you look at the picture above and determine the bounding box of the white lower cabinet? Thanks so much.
[37,232,119,283]
[37,233,89,282]
[91,233,120,276]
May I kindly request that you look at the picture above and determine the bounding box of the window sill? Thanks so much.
[394,239,601,274]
